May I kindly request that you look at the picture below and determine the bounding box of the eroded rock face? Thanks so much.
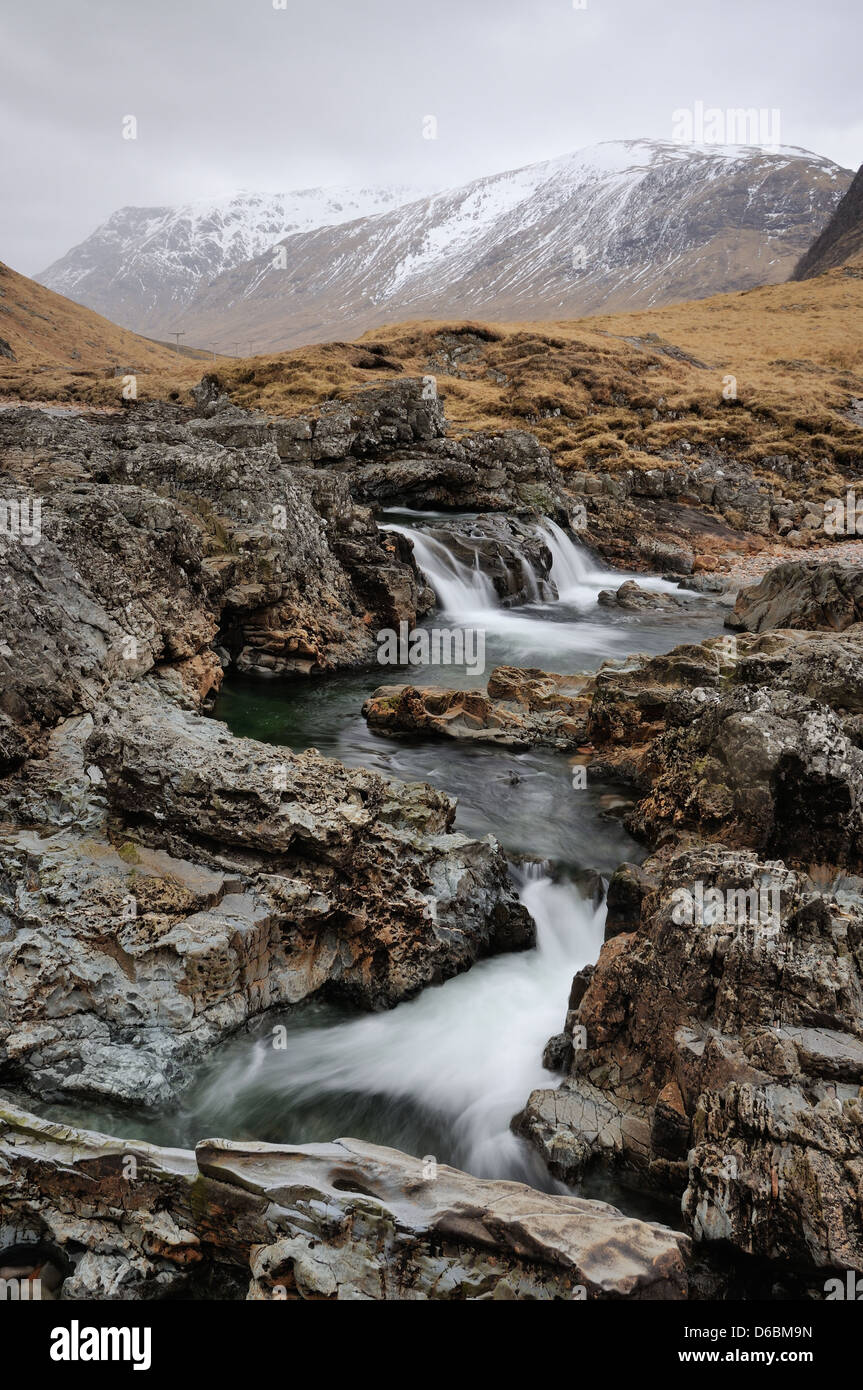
[0,388,543,1112]
[0,1104,692,1300]
[579,625,863,868]
[351,430,562,514]
[190,375,447,462]
[631,670,863,871]
[0,476,219,739]
[0,401,428,699]
[506,602,863,1273]
[728,561,863,633]
[515,843,863,1271]
[190,376,564,514]
[0,683,531,1107]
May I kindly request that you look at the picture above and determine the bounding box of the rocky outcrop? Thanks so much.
[562,455,849,574]
[631,680,863,869]
[0,682,530,1107]
[351,429,562,514]
[580,623,863,866]
[364,666,593,750]
[0,401,429,702]
[190,375,447,460]
[191,377,565,515]
[0,1102,692,1300]
[727,561,863,633]
[515,842,863,1272]
[0,385,552,1112]
[505,581,863,1272]
[0,477,218,740]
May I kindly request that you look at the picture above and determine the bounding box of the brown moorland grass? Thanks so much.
[0,259,226,400]
[3,258,861,502]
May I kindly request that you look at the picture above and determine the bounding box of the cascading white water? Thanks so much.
[385,524,498,613]
[536,518,683,607]
[536,517,620,606]
[197,865,604,1182]
[388,513,681,619]
[382,513,691,668]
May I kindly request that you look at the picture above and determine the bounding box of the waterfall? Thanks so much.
[385,524,499,614]
[535,517,619,605]
[386,512,679,620]
[191,865,605,1184]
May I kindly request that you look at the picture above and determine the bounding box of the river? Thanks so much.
[45,514,723,1215]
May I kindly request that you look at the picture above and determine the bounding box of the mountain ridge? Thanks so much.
[126,139,853,352]
[36,184,424,336]
[31,140,854,360]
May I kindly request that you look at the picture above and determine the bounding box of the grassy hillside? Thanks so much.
[208,258,863,484]
[0,260,224,400]
[2,257,861,513]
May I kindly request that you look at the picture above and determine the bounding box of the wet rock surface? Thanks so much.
[363,666,593,750]
[409,514,557,605]
[510,563,863,1273]
[0,1103,692,1300]
[4,352,863,1301]
[597,580,722,615]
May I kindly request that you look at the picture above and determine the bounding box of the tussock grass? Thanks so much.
[3,259,862,499]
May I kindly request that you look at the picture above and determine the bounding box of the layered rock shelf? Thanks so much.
[0,1104,691,1300]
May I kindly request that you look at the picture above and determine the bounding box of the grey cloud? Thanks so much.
[0,0,860,274]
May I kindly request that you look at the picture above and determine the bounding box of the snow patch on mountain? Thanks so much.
[36,184,424,331]
[36,140,852,347]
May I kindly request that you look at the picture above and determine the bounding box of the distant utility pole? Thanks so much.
[234,342,240,358]
[172,331,185,354]
[248,341,254,358]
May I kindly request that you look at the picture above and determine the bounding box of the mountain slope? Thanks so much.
[0,260,186,372]
[791,163,863,279]
[36,186,423,337]
[167,140,851,353]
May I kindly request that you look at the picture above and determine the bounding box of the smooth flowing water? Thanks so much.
[41,516,722,1211]
[378,511,714,679]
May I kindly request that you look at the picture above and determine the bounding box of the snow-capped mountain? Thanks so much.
[36,185,423,334]
[163,140,854,352]
[38,142,852,351]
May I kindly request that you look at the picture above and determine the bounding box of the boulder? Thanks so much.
[598,581,688,611]
[728,561,863,633]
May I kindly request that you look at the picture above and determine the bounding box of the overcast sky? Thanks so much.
[2,0,861,275]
